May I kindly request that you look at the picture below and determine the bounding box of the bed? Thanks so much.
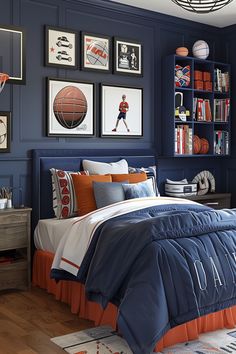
[32,149,236,353]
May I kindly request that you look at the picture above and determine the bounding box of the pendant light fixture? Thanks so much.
[171,0,234,14]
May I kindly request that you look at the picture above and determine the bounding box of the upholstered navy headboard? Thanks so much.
[32,149,156,230]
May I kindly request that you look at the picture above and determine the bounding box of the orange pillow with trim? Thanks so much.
[111,172,147,183]
[72,174,112,216]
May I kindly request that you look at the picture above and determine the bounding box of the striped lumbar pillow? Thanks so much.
[50,168,89,219]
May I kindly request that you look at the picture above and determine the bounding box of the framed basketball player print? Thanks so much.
[101,84,143,138]
[47,78,95,137]
[81,32,111,73]
[0,111,11,153]
[114,37,142,76]
[45,26,78,69]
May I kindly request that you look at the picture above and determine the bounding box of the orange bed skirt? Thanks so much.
[32,249,236,352]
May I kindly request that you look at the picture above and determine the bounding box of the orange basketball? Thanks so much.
[53,86,87,129]
[193,135,201,154]
[176,47,189,57]
[199,138,209,154]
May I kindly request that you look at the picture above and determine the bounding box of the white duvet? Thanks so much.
[51,197,197,276]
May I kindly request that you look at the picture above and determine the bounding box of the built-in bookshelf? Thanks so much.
[163,55,230,157]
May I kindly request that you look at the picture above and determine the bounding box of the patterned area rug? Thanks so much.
[51,326,236,354]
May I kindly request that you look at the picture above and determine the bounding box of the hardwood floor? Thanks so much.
[0,286,94,354]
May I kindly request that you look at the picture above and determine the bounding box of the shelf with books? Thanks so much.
[163,55,230,157]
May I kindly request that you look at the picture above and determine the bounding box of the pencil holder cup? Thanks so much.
[0,198,7,209]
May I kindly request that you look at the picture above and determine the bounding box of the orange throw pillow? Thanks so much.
[72,174,112,216]
[111,172,147,183]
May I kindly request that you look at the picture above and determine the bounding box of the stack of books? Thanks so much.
[214,130,229,155]
[193,98,212,121]
[175,125,193,155]
[214,98,230,122]
[214,69,230,92]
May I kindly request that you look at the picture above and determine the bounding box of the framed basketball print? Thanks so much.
[114,37,142,76]
[47,78,95,137]
[81,32,111,73]
[101,84,143,138]
[45,26,78,69]
[0,111,11,152]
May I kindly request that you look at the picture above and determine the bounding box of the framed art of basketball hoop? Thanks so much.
[0,112,11,153]
[0,25,26,84]
[47,78,95,137]
[114,37,142,77]
[81,32,112,73]
[45,26,78,69]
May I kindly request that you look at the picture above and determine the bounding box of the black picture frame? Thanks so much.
[0,111,11,152]
[81,32,112,73]
[45,26,78,69]
[114,37,143,77]
[0,25,26,84]
[101,83,143,138]
[47,77,95,137]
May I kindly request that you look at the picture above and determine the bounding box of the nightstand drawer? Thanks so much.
[201,199,230,209]
[0,261,28,290]
[0,225,27,250]
[0,212,28,226]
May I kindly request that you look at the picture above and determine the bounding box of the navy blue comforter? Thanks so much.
[51,204,236,354]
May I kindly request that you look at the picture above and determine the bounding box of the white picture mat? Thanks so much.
[116,40,142,75]
[102,85,142,136]
[48,79,94,135]
[48,29,75,66]
[84,35,110,70]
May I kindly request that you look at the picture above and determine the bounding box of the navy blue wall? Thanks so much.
[0,0,230,206]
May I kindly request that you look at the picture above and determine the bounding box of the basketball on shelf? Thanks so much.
[53,86,87,129]
[0,73,9,93]
[192,40,209,60]
[193,135,201,154]
[176,47,189,57]
[199,138,209,154]
[86,40,108,66]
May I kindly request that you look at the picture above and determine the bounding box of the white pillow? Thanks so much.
[82,159,128,175]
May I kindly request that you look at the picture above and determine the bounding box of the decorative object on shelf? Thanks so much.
[192,170,215,196]
[114,37,142,76]
[175,92,190,121]
[175,65,190,87]
[0,111,11,153]
[0,25,26,84]
[165,178,197,197]
[199,137,209,154]
[176,47,189,56]
[101,84,143,137]
[171,0,233,14]
[81,32,111,73]
[47,78,95,137]
[192,40,209,59]
[193,135,201,154]
[45,26,78,69]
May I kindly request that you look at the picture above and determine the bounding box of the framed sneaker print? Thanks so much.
[0,111,11,152]
[114,37,142,76]
[101,84,143,138]
[81,32,111,73]
[45,26,78,69]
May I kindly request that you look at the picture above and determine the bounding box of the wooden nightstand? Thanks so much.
[182,193,231,209]
[0,207,31,291]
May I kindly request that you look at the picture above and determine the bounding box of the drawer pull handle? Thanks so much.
[204,202,219,206]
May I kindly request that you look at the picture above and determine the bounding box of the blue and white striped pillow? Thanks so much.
[128,166,159,196]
